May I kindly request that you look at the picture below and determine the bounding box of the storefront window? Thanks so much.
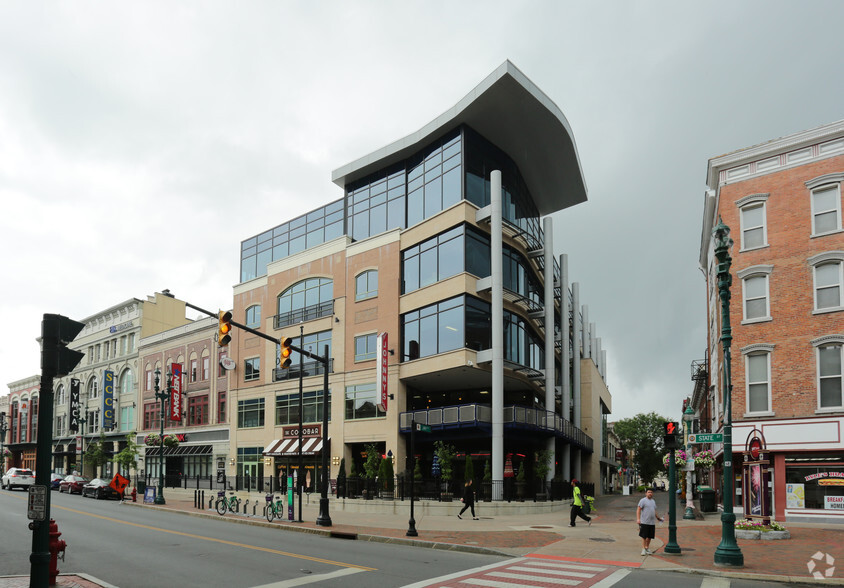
[785,462,844,510]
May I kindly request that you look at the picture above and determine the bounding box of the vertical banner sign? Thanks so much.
[102,370,115,430]
[75,436,82,456]
[377,332,389,412]
[69,378,80,432]
[170,363,183,422]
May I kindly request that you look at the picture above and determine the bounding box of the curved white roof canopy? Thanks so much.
[331,61,587,216]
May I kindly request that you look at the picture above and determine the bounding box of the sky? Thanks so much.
[2,1,843,422]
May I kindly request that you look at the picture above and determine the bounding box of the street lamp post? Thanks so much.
[664,443,681,554]
[713,218,744,567]
[153,368,168,505]
[683,404,696,520]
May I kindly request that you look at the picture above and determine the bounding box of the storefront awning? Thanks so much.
[263,437,328,457]
[146,444,212,457]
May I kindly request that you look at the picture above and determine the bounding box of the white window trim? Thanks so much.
[244,357,261,382]
[737,265,773,324]
[353,332,378,362]
[812,335,844,413]
[354,269,379,302]
[736,193,769,252]
[807,174,844,237]
[741,344,775,417]
[809,252,844,314]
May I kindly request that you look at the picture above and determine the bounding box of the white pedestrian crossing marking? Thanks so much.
[520,560,607,572]
[700,579,731,588]
[487,570,583,584]
[508,564,597,578]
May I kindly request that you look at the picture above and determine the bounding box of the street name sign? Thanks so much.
[415,423,431,433]
[688,433,723,443]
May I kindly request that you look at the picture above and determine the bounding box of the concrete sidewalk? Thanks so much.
[5,490,842,586]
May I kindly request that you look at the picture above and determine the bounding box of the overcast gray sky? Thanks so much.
[2,1,843,422]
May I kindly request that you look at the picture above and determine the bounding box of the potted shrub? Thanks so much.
[534,449,552,502]
[433,441,456,502]
[482,460,492,502]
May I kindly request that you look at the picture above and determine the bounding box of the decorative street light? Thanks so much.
[153,368,168,505]
[712,218,744,567]
[683,404,696,520]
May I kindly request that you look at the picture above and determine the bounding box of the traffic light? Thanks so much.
[41,314,85,377]
[663,421,679,435]
[279,337,293,369]
[663,421,681,449]
[218,310,233,347]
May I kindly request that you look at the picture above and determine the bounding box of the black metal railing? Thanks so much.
[273,301,334,329]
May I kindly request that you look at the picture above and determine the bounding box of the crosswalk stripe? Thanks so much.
[487,571,582,585]
[700,579,731,588]
[591,569,631,588]
[520,560,608,572]
[508,565,596,578]
[460,578,547,588]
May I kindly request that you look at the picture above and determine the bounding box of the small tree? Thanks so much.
[464,454,474,482]
[85,431,111,478]
[363,443,381,480]
[535,449,552,481]
[337,457,347,497]
[413,459,423,481]
[378,455,395,492]
[350,459,358,478]
[433,441,456,483]
[112,434,142,477]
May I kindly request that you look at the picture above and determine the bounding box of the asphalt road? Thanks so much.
[0,488,506,587]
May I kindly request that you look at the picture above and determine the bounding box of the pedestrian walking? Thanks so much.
[569,479,591,527]
[636,487,664,555]
[457,479,477,520]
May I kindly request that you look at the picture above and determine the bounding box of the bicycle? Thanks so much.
[265,494,285,522]
[216,491,240,516]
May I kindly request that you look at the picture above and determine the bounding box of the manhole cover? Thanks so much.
[589,538,615,542]
[530,526,554,529]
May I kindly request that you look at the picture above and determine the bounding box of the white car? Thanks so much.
[2,468,35,491]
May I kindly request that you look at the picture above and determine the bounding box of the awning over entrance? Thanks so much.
[146,444,212,457]
[263,437,328,457]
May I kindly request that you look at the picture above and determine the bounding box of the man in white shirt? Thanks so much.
[636,488,664,555]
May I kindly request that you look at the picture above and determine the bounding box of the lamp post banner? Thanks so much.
[170,363,182,421]
[102,370,115,429]
[377,332,388,412]
[69,378,80,432]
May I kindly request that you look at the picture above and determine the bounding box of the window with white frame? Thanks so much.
[245,305,261,328]
[737,195,768,250]
[807,173,844,236]
[742,344,774,415]
[87,377,98,399]
[816,262,843,311]
[244,357,260,382]
[737,265,772,322]
[814,337,844,410]
[354,333,378,361]
[355,270,379,301]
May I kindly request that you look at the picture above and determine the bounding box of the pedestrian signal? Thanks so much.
[218,311,233,347]
[279,337,293,369]
[663,421,679,435]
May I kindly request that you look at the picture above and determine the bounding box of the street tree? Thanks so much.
[113,433,142,477]
[612,411,671,485]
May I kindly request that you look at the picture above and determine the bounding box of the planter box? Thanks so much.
[735,529,791,540]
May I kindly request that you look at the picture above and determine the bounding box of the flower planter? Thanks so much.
[735,529,791,540]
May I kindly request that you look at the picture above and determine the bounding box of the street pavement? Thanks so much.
[4,489,842,586]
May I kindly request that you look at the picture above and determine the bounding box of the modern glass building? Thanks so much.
[230,62,613,497]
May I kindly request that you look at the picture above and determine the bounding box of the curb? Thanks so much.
[652,566,844,586]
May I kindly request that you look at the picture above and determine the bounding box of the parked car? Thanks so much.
[2,468,35,491]
[82,478,122,500]
[59,475,89,494]
[50,473,64,490]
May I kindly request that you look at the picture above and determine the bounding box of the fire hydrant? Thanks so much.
[131,487,137,502]
[48,519,67,585]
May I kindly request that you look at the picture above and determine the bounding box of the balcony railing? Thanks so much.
[399,403,593,452]
[273,301,334,329]
[273,358,334,382]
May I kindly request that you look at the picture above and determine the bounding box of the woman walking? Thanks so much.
[457,479,478,520]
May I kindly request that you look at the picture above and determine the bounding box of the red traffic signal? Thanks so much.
[663,421,679,435]
[279,337,293,369]
[218,310,233,347]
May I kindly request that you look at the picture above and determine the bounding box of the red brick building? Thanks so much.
[699,119,844,522]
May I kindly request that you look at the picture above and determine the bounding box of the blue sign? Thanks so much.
[144,486,156,504]
[102,370,115,430]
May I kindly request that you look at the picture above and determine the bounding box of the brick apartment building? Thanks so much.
[698,119,844,522]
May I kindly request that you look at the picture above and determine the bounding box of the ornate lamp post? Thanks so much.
[153,368,167,505]
[713,218,743,567]
[683,404,696,520]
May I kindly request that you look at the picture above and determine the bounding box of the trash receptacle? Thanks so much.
[698,485,716,512]
[137,480,146,494]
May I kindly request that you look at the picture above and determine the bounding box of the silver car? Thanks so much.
[2,468,35,491]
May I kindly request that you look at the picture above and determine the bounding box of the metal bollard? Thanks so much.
[253,502,257,516]
[201,490,204,509]
[243,499,249,515]
[208,497,214,510]
[194,490,198,509]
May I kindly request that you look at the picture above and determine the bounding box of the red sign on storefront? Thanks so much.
[377,332,388,412]
[170,363,182,422]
